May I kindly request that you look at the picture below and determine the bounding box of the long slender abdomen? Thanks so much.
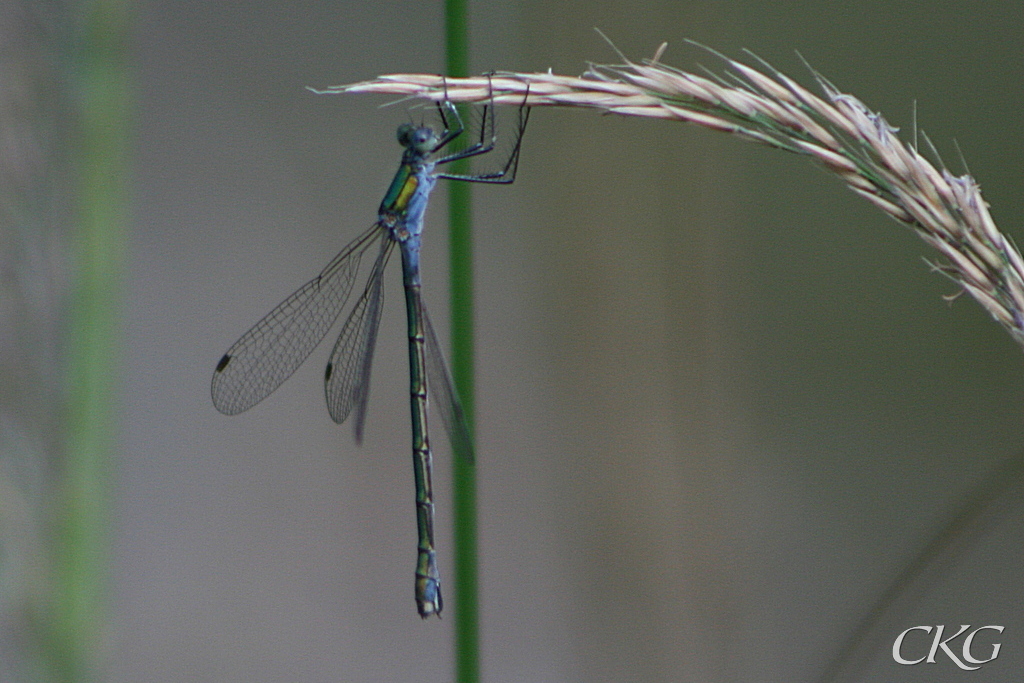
[400,240,442,617]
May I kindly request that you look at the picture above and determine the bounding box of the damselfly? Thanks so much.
[211,86,529,617]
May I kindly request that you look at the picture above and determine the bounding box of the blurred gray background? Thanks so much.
[15,0,1024,681]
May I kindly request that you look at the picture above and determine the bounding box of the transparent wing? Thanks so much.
[324,237,395,437]
[422,304,474,462]
[212,223,383,415]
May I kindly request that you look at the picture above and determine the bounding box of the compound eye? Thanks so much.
[396,123,414,146]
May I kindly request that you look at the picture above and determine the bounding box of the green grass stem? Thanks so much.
[444,1,480,681]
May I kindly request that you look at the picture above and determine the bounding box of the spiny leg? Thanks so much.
[435,81,531,183]
[434,74,499,164]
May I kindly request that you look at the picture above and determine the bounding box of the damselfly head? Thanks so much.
[398,123,438,154]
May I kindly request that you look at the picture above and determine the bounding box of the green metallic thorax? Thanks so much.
[379,162,420,219]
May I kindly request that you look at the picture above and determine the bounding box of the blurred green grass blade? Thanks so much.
[50,1,131,681]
